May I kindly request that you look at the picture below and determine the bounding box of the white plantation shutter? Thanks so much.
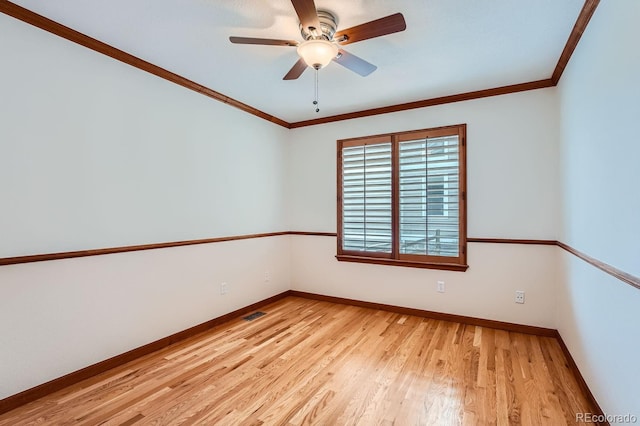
[342,143,392,253]
[399,135,460,257]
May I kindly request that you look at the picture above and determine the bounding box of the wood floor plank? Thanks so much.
[0,297,599,425]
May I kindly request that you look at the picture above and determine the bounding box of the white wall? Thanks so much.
[0,14,289,257]
[0,15,290,398]
[291,236,558,327]
[557,0,640,419]
[289,90,560,239]
[288,89,561,327]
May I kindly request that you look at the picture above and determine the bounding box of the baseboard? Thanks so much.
[1,290,605,421]
[554,331,608,425]
[0,290,292,415]
[289,290,557,337]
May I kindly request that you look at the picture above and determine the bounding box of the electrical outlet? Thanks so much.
[515,290,525,304]
[220,282,228,295]
[264,271,270,282]
[437,281,445,293]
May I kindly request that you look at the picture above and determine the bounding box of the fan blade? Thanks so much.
[334,13,406,45]
[229,36,298,47]
[333,49,377,77]
[284,58,308,80]
[291,0,321,36]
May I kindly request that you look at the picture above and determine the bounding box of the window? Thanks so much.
[337,124,467,271]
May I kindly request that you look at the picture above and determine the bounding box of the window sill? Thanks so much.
[335,255,469,272]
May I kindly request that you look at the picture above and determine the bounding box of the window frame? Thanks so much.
[336,124,468,271]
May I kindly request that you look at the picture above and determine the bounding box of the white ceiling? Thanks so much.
[13,0,585,123]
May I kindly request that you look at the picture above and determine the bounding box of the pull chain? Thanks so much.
[313,67,319,113]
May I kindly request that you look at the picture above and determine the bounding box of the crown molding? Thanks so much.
[289,79,554,128]
[1,0,598,128]
[551,0,600,85]
[0,0,290,128]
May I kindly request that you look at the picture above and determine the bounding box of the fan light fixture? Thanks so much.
[297,39,339,69]
[230,1,407,113]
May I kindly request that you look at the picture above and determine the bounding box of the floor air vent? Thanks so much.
[243,311,266,321]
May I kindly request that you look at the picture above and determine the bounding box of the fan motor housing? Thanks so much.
[300,9,338,41]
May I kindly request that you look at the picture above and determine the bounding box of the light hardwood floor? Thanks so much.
[0,297,597,425]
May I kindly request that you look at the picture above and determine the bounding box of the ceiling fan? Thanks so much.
[229,0,407,80]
